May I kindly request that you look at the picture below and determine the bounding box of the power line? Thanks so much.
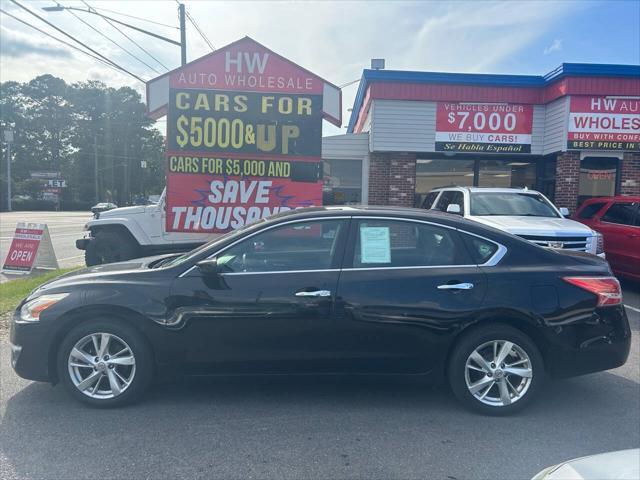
[84,5,179,30]
[0,7,134,80]
[185,10,214,51]
[9,0,144,82]
[60,2,162,74]
[339,78,360,89]
[82,0,170,72]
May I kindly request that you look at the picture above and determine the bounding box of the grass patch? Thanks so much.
[0,268,78,314]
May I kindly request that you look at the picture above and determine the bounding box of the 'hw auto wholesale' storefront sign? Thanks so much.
[146,37,341,233]
[435,103,533,153]
[568,96,640,151]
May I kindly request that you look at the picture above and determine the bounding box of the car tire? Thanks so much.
[448,324,544,415]
[56,318,153,407]
[85,230,139,266]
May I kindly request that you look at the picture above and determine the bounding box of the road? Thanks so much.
[0,211,90,282]
[0,291,638,479]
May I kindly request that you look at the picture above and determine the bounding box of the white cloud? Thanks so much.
[0,0,582,134]
[544,38,563,55]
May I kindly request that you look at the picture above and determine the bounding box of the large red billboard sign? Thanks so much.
[568,96,640,151]
[435,103,533,153]
[151,37,337,233]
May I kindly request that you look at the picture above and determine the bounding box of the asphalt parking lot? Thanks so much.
[0,211,638,479]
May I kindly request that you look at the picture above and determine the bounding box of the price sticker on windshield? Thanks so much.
[435,102,533,153]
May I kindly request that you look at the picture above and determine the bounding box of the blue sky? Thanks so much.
[1,0,639,135]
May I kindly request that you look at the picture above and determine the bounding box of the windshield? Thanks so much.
[470,192,560,217]
[159,218,268,269]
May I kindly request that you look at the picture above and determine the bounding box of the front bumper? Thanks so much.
[10,311,57,383]
[76,237,90,251]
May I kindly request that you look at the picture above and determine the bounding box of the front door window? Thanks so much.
[217,219,347,273]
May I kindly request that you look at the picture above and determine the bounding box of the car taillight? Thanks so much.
[563,276,622,307]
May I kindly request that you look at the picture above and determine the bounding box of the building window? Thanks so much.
[323,159,362,205]
[578,157,619,205]
[478,160,536,189]
[415,159,474,207]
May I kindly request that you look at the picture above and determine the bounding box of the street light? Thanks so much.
[3,129,14,212]
[42,3,187,66]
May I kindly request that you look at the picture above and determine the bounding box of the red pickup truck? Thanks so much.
[574,196,640,281]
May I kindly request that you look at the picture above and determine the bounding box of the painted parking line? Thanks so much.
[624,305,640,314]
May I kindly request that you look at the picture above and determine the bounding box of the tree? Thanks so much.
[0,76,166,210]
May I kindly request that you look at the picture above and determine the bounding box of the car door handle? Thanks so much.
[295,290,331,297]
[437,283,474,290]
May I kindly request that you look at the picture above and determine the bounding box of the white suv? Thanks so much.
[422,187,604,256]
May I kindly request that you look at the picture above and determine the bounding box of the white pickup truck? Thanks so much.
[421,187,604,256]
[76,189,212,265]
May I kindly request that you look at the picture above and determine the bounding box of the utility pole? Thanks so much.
[93,134,99,203]
[124,141,129,205]
[4,129,14,212]
[179,3,187,66]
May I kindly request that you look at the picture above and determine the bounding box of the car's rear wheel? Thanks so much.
[57,319,153,407]
[448,324,543,415]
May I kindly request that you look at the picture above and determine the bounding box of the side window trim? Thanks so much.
[178,216,351,277]
[342,216,506,271]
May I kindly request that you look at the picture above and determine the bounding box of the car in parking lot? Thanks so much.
[573,196,640,281]
[90,202,118,216]
[10,206,630,414]
[422,187,604,256]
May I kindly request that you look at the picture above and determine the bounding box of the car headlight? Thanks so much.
[595,232,604,255]
[18,293,69,323]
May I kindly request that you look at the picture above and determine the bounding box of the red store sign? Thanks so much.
[146,37,340,233]
[435,103,533,153]
[568,96,640,151]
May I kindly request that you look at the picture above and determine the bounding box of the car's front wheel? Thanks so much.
[448,324,543,415]
[56,319,153,407]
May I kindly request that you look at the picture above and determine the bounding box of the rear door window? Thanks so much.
[352,219,471,268]
[461,235,499,264]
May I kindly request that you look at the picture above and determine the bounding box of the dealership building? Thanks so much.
[321,63,640,211]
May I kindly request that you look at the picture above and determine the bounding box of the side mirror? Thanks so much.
[559,207,570,217]
[196,258,219,276]
[446,204,462,215]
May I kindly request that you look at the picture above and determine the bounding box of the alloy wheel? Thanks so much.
[67,332,136,399]
[464,339,533,407]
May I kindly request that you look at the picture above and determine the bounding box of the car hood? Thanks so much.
[532,449,640,480]
[469,215,594,236]
[29,254,176,297]
[99,205,146,217]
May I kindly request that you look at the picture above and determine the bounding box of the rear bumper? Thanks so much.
[546,305,631,378]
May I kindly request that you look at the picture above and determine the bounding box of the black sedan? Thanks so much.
[10,206,631,414]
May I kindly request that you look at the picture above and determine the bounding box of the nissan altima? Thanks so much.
[10,206,631,414]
